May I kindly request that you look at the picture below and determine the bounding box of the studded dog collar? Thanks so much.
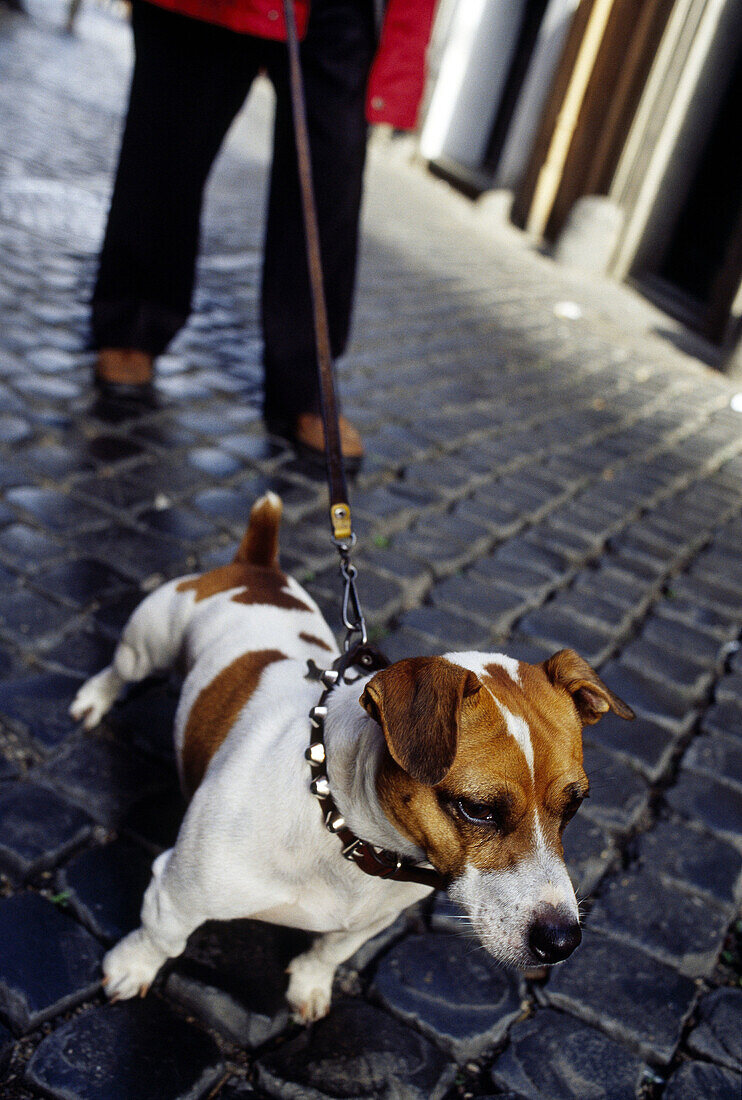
[305,644,448,890]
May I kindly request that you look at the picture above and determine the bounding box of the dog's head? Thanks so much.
[360,649,633,968]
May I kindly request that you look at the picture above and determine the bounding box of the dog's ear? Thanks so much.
[544,649,634,725]
[360,657,481,785]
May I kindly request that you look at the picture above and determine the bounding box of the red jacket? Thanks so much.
[144,0,436,130]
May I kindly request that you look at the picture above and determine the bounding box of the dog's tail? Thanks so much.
[234,492,283,568]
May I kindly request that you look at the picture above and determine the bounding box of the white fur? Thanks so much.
[495,702,535,777]
[449,834,578,969]
[445,651,521,686]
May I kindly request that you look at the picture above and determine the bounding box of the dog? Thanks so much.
[70,492,633,1022]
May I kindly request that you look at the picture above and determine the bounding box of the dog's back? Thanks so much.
[71,493,338,796]
[173,494,338,792]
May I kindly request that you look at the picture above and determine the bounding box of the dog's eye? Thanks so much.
[560,796,584,829]
[456,798,501,826]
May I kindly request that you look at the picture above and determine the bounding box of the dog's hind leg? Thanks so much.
[102,846,207,1000]
[70,578,195,730]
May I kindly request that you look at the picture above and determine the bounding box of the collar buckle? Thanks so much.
[342,837,363,860]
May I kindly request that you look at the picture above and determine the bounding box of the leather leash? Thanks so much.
[282,2,447,891]
[282,0,352,549]
[282,0,367,656]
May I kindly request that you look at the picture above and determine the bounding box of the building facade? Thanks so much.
[419,0,742,366]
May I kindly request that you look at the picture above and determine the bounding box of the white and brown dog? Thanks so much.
[70,492,633,1022]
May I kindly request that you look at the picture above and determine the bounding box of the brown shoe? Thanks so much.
[95,348,154,388]
[294,412,364,469]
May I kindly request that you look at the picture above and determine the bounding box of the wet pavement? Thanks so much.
[1,3,741,1098]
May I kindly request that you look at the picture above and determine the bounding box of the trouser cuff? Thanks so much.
[91,299,186,357]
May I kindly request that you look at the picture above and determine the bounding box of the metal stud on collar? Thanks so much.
[325,810,345,832]
[310,775,331,799]
[305,742,326,765]
[309,705,328,727]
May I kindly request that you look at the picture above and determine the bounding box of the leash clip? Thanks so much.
[340,553,368,650]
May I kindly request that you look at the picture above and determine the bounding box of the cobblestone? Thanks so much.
[55,839,155,944]
[548,587,634,630]
[543,930,697,1064]
[0,590,73,651]
[371,931,523,1060]
[663,1060,742,1100]
[585,711,676,780]
[572,563,651,611]
[643,613,727,665]
[587,868,731,976]
[33,733,175,828]
[561,816,618,896]
[25,1000,225,1100]
[0,672,83,750]
[633,818,742,906]
[0,1024,13,1076]
[0,3,741,1093]
[686,986,742,1072]
[397,605,491,651]
[0,893,103,1034]
[256,999,455,1100]
[470,556,555,600]
[666,769,742,842]
[490,1008,646,1099]
[684,732,742,791]
[430,571,533,631]
[0,782,92,880]
[592,660,698,731]
[716,671,742,703]
[702,698,742,741]
[516,605,614,665]
[619,638,714,696]
[579,743,650,832]
[166,919,311,1048]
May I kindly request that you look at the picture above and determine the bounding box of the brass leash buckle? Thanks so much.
[330,501,353,543]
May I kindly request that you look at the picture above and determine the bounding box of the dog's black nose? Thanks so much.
[528,910,582,964]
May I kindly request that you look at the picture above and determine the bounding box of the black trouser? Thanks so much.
[92,0,376,420]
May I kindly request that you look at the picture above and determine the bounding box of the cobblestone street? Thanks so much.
[1,3,741,1098]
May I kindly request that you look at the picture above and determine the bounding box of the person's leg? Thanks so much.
[92,1,259,366]
[261,0,377,431]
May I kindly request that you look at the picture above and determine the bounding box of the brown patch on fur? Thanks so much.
[361,658,480,786]
[231,567,313,611]
[300,632,332,651]
[181,648,286,796]
[177,563,312,612]
[176,494,311,610]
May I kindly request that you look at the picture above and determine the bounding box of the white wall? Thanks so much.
[420,0,529,169]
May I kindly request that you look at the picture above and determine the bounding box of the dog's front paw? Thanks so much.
[285,955,334,1024]
[70,667,122,730]
[103,929,167,1001]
